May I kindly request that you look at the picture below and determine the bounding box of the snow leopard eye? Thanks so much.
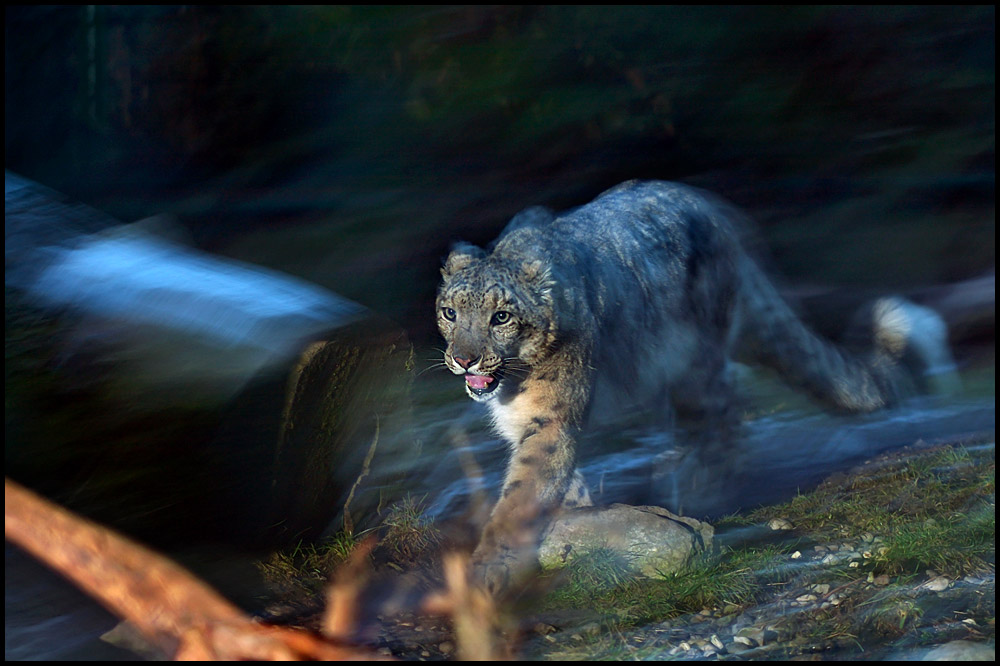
[491,311,512,326]
[442,307,457,321]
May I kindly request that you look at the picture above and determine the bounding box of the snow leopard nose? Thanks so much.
[453,354,480,369]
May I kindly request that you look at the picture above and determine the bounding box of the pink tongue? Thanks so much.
[465,374,494,390]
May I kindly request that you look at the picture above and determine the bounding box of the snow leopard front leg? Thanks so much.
[475,348,592,594]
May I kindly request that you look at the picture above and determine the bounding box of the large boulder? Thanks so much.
[5,171,415,547]
[538,503,714,578]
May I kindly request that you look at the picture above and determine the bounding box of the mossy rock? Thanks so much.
[538,504,714,578]
[265,315,418,542]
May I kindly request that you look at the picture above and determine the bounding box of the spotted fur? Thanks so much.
[436,180,954,593]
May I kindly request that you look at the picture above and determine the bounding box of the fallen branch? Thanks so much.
[4,478,389,661]
[424,552,509,661]
[323,536,377,640]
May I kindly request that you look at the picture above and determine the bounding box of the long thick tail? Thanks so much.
[732,257,957,413]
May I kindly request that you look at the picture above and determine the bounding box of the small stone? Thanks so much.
[768,518,793,530]
[861,532,874,542]
[710,634,725,650]
[727,641,752,654]
[533,623,557,635]
[796,594,818,603]
[873,574,890,586]
[921,576,950,592]
[377,647,393,656]
[438,642,454,655]
[812,583,831,595]
[679,641,692,651]
[733,635,756,647]
[732,612,752,631]
[715,615,737,629]
[814,545,828,552]
[737,627,767,646]
[420,650,430,657]
[821,554,840,564]
[100,622,166,660]
[791,550,802,559]
[849,561,859,568]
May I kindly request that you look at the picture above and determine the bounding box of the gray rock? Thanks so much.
[768,518,793,530]
[736,626,776,647]
[538,504,713,578]
[922,640,995,661]
[919,576,951,592]
[100,621,168,660]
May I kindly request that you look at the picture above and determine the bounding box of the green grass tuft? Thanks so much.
[257,531,363,596]
[378,494,442,564]
[541,543,795,626]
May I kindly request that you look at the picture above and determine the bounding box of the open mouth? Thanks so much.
[465,372,501,397]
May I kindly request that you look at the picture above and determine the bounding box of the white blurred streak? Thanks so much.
[31,229,355,355]
[6,170,363,405]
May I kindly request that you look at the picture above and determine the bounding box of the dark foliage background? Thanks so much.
[6,6,994,345]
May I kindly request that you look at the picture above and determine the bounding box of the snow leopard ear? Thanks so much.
[520,258,548,282]
[441,242,485,278]
[520,257,554,292]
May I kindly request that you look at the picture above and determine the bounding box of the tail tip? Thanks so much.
[871,296,961,395]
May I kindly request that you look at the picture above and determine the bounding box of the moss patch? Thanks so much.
[531,438,994,660]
